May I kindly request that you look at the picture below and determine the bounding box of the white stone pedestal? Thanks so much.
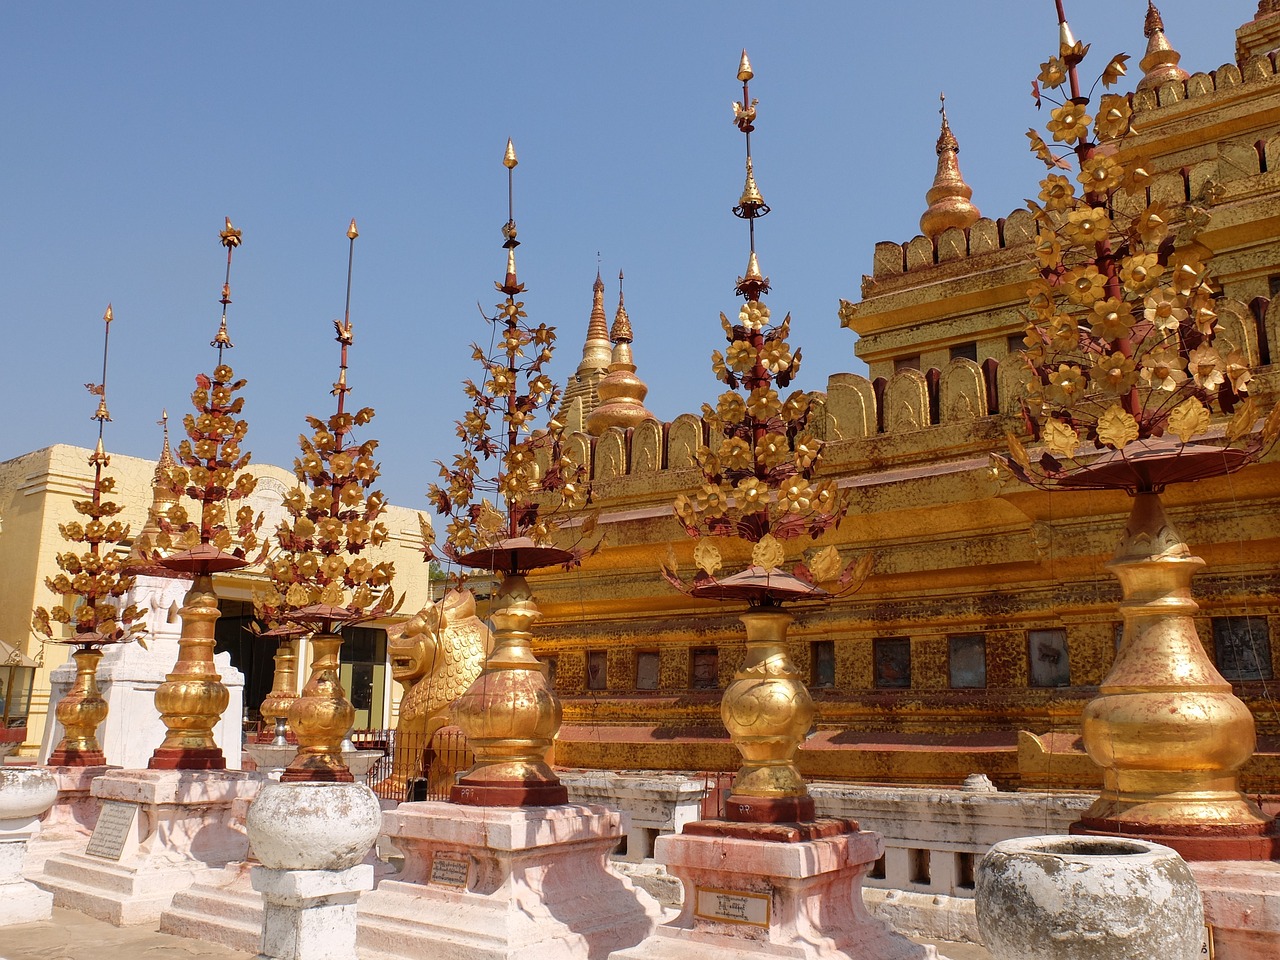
[22,764,117,873]
[0,768,57,925]
[612,821,942,960]
[38,574,246,770]
[357,801,660,960]
[561,772,708,862]
[253,864,374,960]
[32,767,262,925]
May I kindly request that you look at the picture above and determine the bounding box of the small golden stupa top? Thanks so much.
[585,270,612,351]
[609,270,633,344]
[128,410,182,565]
[1137,0,1189,90]
[586,271,652,436]
[920,94,980,239]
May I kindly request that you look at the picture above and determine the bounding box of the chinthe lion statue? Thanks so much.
[379,587,492,799]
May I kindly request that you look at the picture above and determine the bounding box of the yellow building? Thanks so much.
[0,442,431,757]
[528,6,1280,789]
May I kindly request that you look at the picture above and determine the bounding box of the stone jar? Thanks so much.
[0,768,58,827]
[975,835,1203,960]
[247,781,381,871]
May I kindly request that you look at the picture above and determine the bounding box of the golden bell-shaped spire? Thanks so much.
[503,138,519,169]
[128,411,182,564]
[920,95,980,239]
[737,50,753,82]
[739,157,766,212]
[1137,1,1190,91]
[586,271,652,436]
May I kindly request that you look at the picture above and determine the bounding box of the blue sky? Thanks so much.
[2,2,1241,510]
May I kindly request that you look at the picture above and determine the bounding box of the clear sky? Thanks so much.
[2,1,1242,512]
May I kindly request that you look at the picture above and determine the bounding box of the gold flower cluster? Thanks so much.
[257,407,395,621]
[32,471,143,645]
[429,291,586,557]
[1013,37,1268,474]
[154,363,262,555]
[675,299,847,544]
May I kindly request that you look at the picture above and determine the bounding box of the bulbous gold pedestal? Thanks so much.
[450,573,567,806]
[150,574,229,770]
[48,646,108,766]
[1072,491,1278,859]
[281,633,355,783]
[258,638,300,744]
[720,607,815,823]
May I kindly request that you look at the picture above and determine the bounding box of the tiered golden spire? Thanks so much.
[1137,1,1189,91]
[585,270,652,435]
[128,410,181,565]
[920,94,980,239]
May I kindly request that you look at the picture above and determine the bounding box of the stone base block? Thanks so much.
[159,861,263,954]
[611,822,943,960]
[23,764,117,874]
[358,801,660,960]
[1191,860,1280,960]
[30,768,262,926]
[253,863,373,960]
[863,889,979,945]
[0,875,54,925]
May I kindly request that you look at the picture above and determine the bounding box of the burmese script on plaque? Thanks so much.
[430,852,470,888]
[84,800,138,861]
[693,886,771,927]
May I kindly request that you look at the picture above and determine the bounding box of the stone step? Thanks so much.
[160,875,263,955]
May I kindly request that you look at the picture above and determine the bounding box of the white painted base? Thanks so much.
[0,867,54,925]
[863,888,979,945]
[31,768,263,926]
[611,827,943,960]
[252,863,374,960]
[358,801,660,960]
[1191,860,1280,960]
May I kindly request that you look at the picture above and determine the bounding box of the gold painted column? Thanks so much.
[259,637,300,742]
[149,573,230,770]
[282,633,355,783]
[450,573,566,806]
[47,647,108,766]
[1074,491,1276,858]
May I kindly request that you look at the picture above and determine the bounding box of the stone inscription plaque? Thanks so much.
[693,885,770,927]
[430,852,470,888]
[84,800,138,861]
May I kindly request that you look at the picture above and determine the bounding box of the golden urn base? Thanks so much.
[449,573,567,808]
[281,632,355,784]
[48,646,109,768]
[1074,490,1276,860]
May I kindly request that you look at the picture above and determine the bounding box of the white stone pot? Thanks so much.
[247,781,381,871]
[976,835,1203,960]
[0,767,58,827]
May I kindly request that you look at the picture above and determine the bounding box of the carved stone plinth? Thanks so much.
[1190,860,1280,960]
[611,820,942,960]
[32,768,262,925]
[357,800,659,959]
[254,864,374,960]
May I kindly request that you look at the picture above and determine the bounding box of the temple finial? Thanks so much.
[212,218,241,358]
[1138,1,1189,90]
[498,140,523,295]
[732,50,770,301]
[586,269,651,436]
[610,270,632,344]
[920,93,980,239]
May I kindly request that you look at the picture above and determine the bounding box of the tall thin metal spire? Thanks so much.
[213,217,242,363]
[732,50,770,301]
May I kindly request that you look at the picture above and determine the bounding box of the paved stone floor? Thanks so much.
[0,907,992,959]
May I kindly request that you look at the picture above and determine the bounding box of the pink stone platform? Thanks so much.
[1191,860,1280,960]
[31,768,263,926]
[610,819,946,960]
[357,800,661,960]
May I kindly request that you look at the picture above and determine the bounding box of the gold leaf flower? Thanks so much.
[808,545,843,583]
[1093,352,1139,394]
[745,387,781,421]
[779,478,811,514]
[1100,53,1130,87]
[1096,404,1139,449]
[1223,350,1253,395]
[1119,254,1163,294]
[694,539,722,576]
[1046,314,1080,353]
[719,437,753,471]
[1045,363,1087,407]
[1062,207,1111,245]
[696,483,729,518]
[1187,345,1224,391]
[1088,299,1134,342]
[1168,398,1210,443]
[1077,156,1122,195]
[1041,418,1079,458]
[751,534,786,573]
[1038,57,1067,88]
[1046,103,1091,145]
[726,340,755,373]
[716,391,746,424]
[1142,287,1186,332]
[1061,265,1107,305]
[1094,93,1132,139]
[1139,349,1186,391]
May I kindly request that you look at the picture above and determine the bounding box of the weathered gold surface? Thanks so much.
[449,574,561,791]
[1138,1,1190,91]
[285,633,355,782]
[1081,492,1268,828]
[259,638,300,732]
[151,574,230,760]
[382,588,491,797]
[49,647,107,763]
[721,608,813,799]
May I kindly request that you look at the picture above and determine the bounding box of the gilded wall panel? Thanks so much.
[912,635,949,691]
[661,646,691,691]
[987,629,1029,688]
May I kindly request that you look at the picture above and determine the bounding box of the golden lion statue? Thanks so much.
[380,588,492,799]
